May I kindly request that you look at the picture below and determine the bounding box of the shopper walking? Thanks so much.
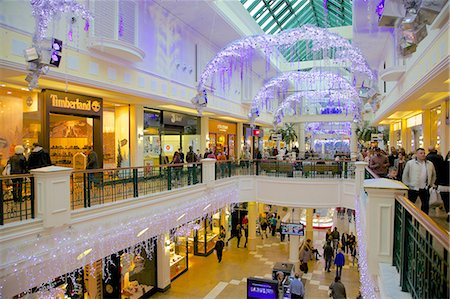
[299,246,311,274]
[369,147,389,177]
[27,143,51,170]
[347,232,356,256]
[243,223,249,248]
[260,218,269,239]
[226,224,242,248]
[439,152,450,222]
[331,227,340,253]
[394,150,407,180]
[323,241,334,272]
[289,273,305,299]
[341,233,347,254]
[334,249,345,278]
[402,148,436,214]
[8,145,27,202]
[329,276,347,299]
[186,146,197,185]
[270,215,277,237]
[86,146,100,187]
[214,237,225,263]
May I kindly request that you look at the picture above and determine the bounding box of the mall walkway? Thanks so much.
[153,230,361,299]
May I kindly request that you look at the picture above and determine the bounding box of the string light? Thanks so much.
[30,0,93,41]
[2,185,238,297]
[355,194,377,299]
[272,90,360,125]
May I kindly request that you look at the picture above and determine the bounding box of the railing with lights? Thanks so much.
[0,174,35,225]
[70,162,202,210]
[393,195,449,299]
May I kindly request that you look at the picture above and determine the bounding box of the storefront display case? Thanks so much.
[169,237,188,280]
[192,214,221,256]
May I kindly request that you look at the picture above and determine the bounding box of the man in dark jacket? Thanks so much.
[186,146,197,185]
[323,241,334,272]
[329,276,347,299]
[28,143,51,170]
[8,145,27,202]
[86,147,100,187]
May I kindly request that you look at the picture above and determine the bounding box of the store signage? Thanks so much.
[43,89,102,117]
[217,124,228,132]
[50,94,101,112]
[163,111,197,127]
[371,133,383,142]
[271,133,282,141]
[252,129,260,136]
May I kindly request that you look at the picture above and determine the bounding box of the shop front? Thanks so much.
[143,110,200,166]
[406,114,423,153]
[208,120,236,158]
[41,90,104,168]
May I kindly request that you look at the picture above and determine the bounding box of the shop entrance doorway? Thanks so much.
[49,113,93,167]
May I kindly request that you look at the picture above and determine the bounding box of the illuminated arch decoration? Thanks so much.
[30,0,93,41]
[305,122,352,136]
[272,89,360,125]
[250,70,360,123]
[193,25,373,113]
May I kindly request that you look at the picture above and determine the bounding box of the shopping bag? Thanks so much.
[429,188,443,208]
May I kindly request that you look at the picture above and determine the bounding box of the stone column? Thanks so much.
[439,101,449,154]
[247,201,257,250]
[400,119,408,152]
[156,234,171,291]
[130,104,144,167]
[363,179,408,276]
[350,122,358,161]
[305,208,314,241]
[237,122,243,160]
[355,162,368,195]
[30,166,72,228]
[201,116,209,155]
[298,123,305,159]
[288,208,301,270]
[422,110,431,150]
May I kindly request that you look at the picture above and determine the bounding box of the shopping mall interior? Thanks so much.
[0,0,448,298]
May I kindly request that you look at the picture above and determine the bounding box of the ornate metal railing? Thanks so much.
[0,174,35,225]
[70,163,202,210]
[393,195,449,299]
[364,166,378,179]
[215,159,355,180]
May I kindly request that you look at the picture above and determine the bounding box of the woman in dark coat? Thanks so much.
[8,145,27,202]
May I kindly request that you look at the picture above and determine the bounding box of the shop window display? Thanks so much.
[169,236,188,280]
[49,114,93,167]
[193,216,219,256]
[120,251,155,298]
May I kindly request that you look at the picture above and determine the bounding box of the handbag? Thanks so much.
[2,163,11,176]
[299,262,306,272]
[429,188,444,208]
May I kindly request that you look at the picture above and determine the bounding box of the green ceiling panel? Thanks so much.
[240,0,353,62]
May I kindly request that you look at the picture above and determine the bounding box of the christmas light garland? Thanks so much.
[272,90,360,125]
[2,185,238,297]
[355,193,377,299]
[30,0,92,41]
[250,70,361,124]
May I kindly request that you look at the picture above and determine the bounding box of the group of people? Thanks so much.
[367,146,450,220]
[1,143,51,202]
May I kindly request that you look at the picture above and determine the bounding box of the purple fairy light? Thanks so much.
[376,0,385,19]
[30,0,93,40]
[84,19,90,32]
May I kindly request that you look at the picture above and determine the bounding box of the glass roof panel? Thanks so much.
[240,0,353,62]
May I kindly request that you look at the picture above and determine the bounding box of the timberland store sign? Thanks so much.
[43,89,102,116]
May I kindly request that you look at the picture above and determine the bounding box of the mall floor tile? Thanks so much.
[153,231,362,299]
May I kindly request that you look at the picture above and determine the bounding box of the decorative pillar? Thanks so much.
[401,119,408,152]
[247,201,257,250]
[305,208,313,241]
[201,158,216,184]
[200,116,209,155]
[30,166,72,228]
[130,104,144,167]
[288,208,301,270]
[237,122,243,160]
[156,234,171,291]
[439,100,449,154]
[363,179,408,276]
[422,110,431,150]
[350,122,358,161]
[355,162,368,195]
[298,123,305,159]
